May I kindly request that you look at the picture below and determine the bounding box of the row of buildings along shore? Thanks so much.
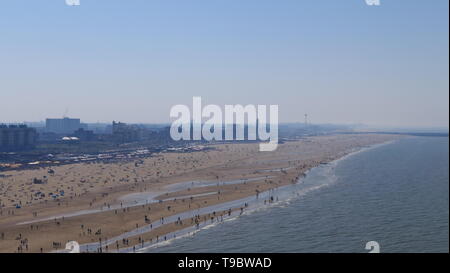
[1,117,168,152]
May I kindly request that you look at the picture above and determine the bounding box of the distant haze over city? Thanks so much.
[0,1,448,129]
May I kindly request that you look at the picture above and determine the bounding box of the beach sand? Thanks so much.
[0,134,403,253]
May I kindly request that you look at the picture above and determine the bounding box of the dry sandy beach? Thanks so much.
[0,134,402,253]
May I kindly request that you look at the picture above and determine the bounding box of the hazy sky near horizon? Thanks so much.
[0,0,448,128]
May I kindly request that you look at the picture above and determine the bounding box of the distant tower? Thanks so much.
[63,107,69,119]
[304,114,308,126]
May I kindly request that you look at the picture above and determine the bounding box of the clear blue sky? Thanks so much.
[0,0,448,128]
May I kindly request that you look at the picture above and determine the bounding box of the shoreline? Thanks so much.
[70,138,400,253]
[121,138,401,253]
[0,134,404,253]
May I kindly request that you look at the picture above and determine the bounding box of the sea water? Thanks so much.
[146,137,449,253]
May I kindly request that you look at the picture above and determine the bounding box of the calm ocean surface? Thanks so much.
[147,137,449,253]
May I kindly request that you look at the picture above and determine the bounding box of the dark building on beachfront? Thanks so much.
[0,124,38,151]
[72,128,96,141]
[111,121,142,143]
